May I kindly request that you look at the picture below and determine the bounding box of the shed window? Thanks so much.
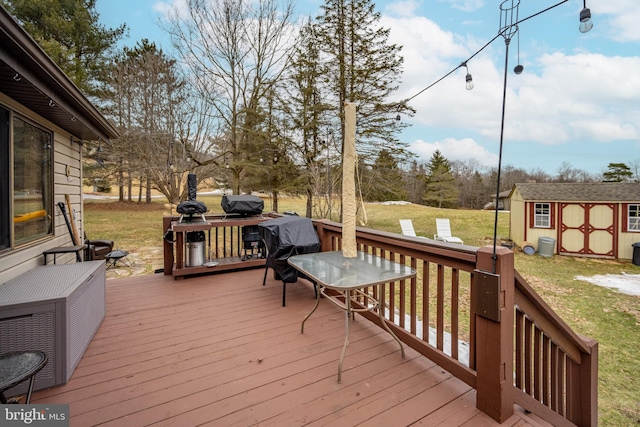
[534,203,551,228]
[629,204,640,232]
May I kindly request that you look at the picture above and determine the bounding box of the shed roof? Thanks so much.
[0,6,118,141]
[511,182,640,202]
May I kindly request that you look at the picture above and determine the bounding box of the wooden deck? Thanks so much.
[32,267,551,426]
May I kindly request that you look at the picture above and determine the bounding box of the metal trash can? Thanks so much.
[538,237,556,258]
[186,231,206,267]
[632,242,640,266]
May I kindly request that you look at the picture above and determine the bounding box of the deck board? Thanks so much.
[32,267,550,426]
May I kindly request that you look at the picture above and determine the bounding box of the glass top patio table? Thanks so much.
[287,250,415,290]
[288,250,416,383]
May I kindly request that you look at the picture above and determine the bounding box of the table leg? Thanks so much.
[301,285,321,334]
[377,284,405,359]
[337,289,353,384]
[25,375,36,404]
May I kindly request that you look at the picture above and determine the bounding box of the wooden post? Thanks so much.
[475,245,514,422]
[314,220,331,253]
[342,102,357,258]
[163,216,175,275]
[567,336,598,426]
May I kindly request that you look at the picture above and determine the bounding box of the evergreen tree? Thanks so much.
[282,21,331,217]
[1,0,126,96]
[423,150,458,209]
[602,163,633,182]
[404,160,426,205]
[363,149,406,202]
[315,0,414,161]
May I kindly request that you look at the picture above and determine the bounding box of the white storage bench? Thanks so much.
[0,261,106,395]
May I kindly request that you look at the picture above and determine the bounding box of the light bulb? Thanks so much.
[579,8,593,33]
[465,73,474,90]
[514,64,524,75]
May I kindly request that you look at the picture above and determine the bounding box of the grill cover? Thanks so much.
[177,174,207,216]
[221,195,264,216]
[176,200,207,215]
[259,216,320,283]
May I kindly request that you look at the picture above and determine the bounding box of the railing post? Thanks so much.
[315,220,332,252]
[475,245,514,422]
[568,336,598,426]
[163,216,174,275]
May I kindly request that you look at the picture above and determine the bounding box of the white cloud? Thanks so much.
[383,7,640,155]
[593,0,640,42]
[409,137,498,167]
[438,0,485,13]
[153,0,188,20]
[384,0,421,18]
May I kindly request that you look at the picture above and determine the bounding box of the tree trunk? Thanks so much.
[306,186,313,218]
[146,177,152,203]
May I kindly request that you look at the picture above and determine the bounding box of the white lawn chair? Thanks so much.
[400,219,427,238]
[434,218,463,244]
[399,219,416,236]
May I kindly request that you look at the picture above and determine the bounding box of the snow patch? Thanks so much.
[575,273,640,296]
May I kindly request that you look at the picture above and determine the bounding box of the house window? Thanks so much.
[8,114,53,247]
[534,203,551,228]
[0,107,9,251]
[629,204,640,232]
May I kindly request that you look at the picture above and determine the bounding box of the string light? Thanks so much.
[401,0,591,102]
[462,62,474,90]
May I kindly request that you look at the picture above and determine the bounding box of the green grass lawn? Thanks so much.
[84,195,640,426]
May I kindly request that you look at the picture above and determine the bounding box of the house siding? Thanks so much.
[0,94,83,283]
[509,188,525,246]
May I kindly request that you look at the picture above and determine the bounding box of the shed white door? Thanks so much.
[558,203,616,258]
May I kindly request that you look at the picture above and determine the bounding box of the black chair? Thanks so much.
[259,216,320,306]
[84,232,114,261]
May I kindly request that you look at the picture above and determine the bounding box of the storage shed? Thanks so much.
[508,182,640,259]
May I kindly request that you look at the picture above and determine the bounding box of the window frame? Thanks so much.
[627,204,640,232]
[533,202,552,229]
[0,104,55,252]
[0,106,9,252]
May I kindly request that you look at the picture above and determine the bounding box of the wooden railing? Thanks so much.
[311,219,598,427]
[513,271,598,427]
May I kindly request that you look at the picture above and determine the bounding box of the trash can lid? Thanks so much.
[632,242,640,248]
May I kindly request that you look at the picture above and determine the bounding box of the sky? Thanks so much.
[95,0,640,176]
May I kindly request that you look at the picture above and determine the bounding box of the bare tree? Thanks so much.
[628,158,640,183]
[162,0,296,195]
[102,40,217,204]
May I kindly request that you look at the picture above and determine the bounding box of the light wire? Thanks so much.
[400,0,569,105]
